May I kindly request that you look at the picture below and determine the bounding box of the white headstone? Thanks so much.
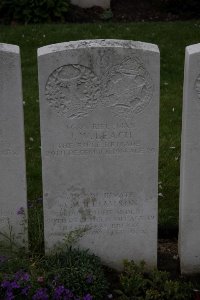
[179,43,200,274]
[70,0,110,9]
[38,40,160,269]
[0,44,27,249]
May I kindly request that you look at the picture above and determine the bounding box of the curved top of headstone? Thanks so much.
[38,39,159,57]
[186,43,200,55]
[0,43,19,54]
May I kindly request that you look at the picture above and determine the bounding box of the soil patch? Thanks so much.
[158,238,180,277]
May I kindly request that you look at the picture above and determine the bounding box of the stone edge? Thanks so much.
[178,43,200,274]
[0,43,19,54]
[38,39,159,57]
[186,43,200,55]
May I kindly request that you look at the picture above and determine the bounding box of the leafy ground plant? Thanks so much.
[0,0,70,24]
[0,247,108,299]
[40,248,108,299]
[115,260,195,300]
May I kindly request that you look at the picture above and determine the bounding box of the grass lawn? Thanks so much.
[0,21,200,249]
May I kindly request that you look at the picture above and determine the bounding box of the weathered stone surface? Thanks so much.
[38,40,160,269]
[0,44,27,249]
[179,43,200,274]
[70,0,110,9]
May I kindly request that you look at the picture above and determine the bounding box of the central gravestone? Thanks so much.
[38,40,159,269]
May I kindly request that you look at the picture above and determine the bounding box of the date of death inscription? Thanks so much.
[46,212,155,237]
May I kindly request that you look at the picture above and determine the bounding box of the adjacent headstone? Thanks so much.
[38,40,160,269]
[0,44,27,249]
[179,43,200,274]
[70,0,110,9]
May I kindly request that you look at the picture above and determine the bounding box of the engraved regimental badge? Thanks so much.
[45,56,153,120]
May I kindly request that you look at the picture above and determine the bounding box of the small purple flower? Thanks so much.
[53,285,65,299]
[10,281,20,289]
[53,286,74,300]
[82,294,93,300]
[21,285,30,296]
[1,280,11,288]
[32,288,49,300]
[17,207,25,215]
[5,290,14,300]
[14,270,24,281]
[14,270,29,282]
[22,272,30,281]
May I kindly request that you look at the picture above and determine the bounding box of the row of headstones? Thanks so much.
[0,40,199,274]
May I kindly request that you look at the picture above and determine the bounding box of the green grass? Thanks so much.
[0,21,200,245]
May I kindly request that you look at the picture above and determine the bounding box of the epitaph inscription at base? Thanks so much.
[38,40,159,269]
[0,44,27,249]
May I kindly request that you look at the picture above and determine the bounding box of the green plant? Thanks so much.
[0,0,70,24]
[0,207,28,254]
[53,226,91,252]
[116,260,194,300]
[40,248,108,299]
[163,280,194,300]
[0,245,108,299]
[118,260,148,298]
[0,219,19,253]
